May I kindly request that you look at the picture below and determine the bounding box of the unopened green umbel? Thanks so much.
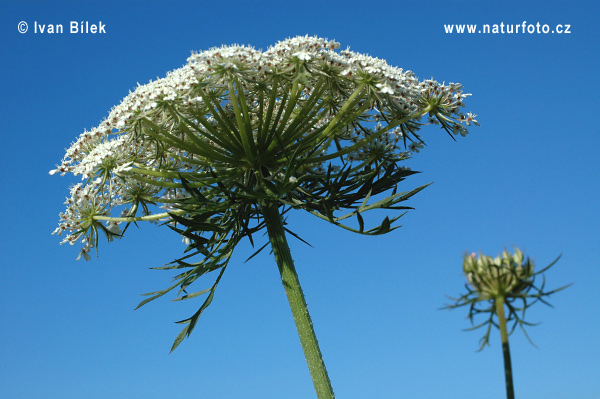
[447,248,570,399]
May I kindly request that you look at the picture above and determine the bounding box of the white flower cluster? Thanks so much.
[51,36,477,259]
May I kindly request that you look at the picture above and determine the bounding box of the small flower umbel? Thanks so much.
[52,36,477,399]
[446,248,570,399]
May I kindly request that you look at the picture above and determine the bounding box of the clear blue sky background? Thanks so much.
[1,1,599,398]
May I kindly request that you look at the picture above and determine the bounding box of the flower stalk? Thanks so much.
[262,202,335,399]
[495,296,515,399]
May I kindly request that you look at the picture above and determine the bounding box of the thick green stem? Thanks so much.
[261,202,335,399]
[495,297,515,399]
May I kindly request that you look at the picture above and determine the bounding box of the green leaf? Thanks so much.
[179,176,208,203]
[172,287,212,301]
[135,284,176,310]
[169,265,227,352]
[244,241,270,263]
[170,323,191,353]
[375,216,391,235]
[356,212,365,233]
[357,189,372,212]
[284,227,313,248]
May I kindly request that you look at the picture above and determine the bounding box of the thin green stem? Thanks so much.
[140,118,231,163]
[261,77,280,147]
[198,88,244,148]
[261,202,335,399]
[227,79,255,162]
[92,209,185,223]
[496,297,515,399]
[318,83,366,140]
[309,104,433,164]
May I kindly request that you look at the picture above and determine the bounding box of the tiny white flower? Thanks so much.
[408,142,424,153]
[106,222,122,236]
[376,83,394,95]
[292,51,312,61]
[77,250,92,261]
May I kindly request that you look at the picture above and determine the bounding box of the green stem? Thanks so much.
[92,209,185,223]
[318,83,366,140]
[228,78,255,162]
[495,297,515,399]
[309,104,433,164]
[261,202,335,399]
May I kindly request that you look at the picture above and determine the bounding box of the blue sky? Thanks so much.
[1,1,598,398]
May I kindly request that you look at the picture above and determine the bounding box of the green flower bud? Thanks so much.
[463,248,535,299]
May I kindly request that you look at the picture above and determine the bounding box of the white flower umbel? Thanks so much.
[52,36,478,399]
[52,36,477,256]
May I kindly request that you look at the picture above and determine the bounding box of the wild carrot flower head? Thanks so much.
[51,35,478,259]
[51,36,480,351]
